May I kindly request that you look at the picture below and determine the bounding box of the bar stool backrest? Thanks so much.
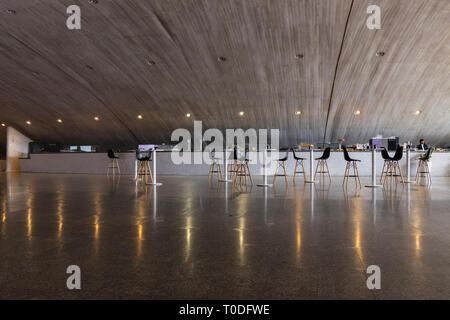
[391,146,403,161]
[232,147,238,160]
[136,150,151,161]
[342,147,352,162]
[107,149,116,159]
[319,147,331,160]
[278,148,289,161]
[421,147,433,161]
[381,148,391,160]
[291,148,299,160]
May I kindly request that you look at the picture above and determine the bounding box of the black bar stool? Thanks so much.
[314,147,331,183]
[234,148,253,185]
[383,146,405,185]
[208,151,222,180]
[136,150,153,184]
[292,148,306,181]
[107,149,120,175]
[415,147,433,185]
[379,148,392,183]
[342,147,361,188]
[273,148,289,184]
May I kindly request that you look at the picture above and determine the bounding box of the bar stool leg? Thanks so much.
[301,160,306,180]
[355,162,361,188]
[383,161,391,185]
[325,160,331,182]
[282,162,288,184]
[246,162,253,185]
[343,162,349,186]
[415,160,421,183]
[273,161,279,184]
[293,160,298,181]
[380,161,386,183]
[426,161,431,185]
[314,160,320,180]
[115,158,120,175]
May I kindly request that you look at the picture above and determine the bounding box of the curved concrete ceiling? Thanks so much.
[0,0,449,149]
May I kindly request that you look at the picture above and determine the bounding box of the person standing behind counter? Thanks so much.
[416,139,428,151]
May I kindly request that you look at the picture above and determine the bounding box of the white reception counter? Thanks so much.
[19,150,450,177]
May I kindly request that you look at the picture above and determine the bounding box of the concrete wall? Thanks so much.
[6,127,32,172]
[19,150,450,177]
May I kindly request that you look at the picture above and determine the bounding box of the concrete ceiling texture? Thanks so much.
[0,0,449,149]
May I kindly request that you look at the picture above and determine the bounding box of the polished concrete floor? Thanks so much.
[0,172,449,299]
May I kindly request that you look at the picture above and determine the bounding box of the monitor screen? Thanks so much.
[70,146,77,151]
[138,144,155,152]
[80,146,92,152]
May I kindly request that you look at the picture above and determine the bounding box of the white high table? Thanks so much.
[305,148,318,183]
[257,148,275,187]
[219,148,233,182]
[147,148,163,186]
[365,148,382,188]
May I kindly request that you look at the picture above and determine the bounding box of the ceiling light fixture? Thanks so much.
[137,115,143,119]
[186,113,191,118]
[295,54,304,59]
[376,51,385,57]
[26,121,31,125]
[147,60,156,66]
[6,9,16,14]
[295,110,302,115]
[218,57,226,62]
[1,123,5,127]
[89,0,98,4]
[239,111,244,116]
[94,116,99,121]
[354,110,362,115]
[57,119,63,123]
[414,110,422,115]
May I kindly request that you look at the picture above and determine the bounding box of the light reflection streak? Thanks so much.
[93,193,102,255]
[185,216,192,262]
[27,208,32,239]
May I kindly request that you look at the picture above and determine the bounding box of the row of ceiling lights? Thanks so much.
[0,109,423,128]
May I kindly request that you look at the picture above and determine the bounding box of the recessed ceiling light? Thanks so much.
[376,51,385,57]
[137,115,143,119]
[414,110,422,115]
[218,57,226,62]
[6,9,16,14]
[1,123,5,127]
[186,113,191,118]
[26,121,31,125]
[239,111,244,116]
[295,110,302,115]
[94,116,99,121]
[57,119,63,123]
[354,110,361,115]
[147,60,156,66]
[295,54,304,59]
